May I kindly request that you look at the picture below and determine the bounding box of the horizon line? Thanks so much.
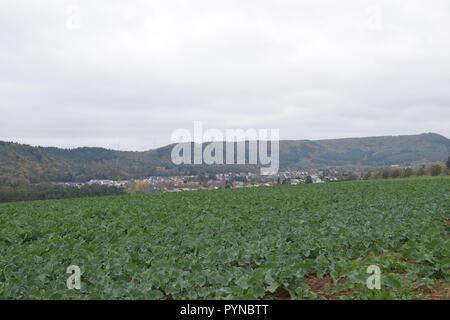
[0,132,448,152]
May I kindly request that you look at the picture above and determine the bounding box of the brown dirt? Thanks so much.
[263,284,291,300]
[272,293,291,300]
[305,276,352,300]
[425,282,450,300]
[265,271,449,300]
[263,277,342,300]
[305,276,332,296]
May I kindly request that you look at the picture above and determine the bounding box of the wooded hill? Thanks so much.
[1,133,449,183]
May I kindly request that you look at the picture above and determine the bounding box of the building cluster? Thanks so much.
[54,169,347,193]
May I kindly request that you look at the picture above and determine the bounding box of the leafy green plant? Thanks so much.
[0,177,448,299]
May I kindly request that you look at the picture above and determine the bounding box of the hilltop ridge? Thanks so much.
[1,133,449,183]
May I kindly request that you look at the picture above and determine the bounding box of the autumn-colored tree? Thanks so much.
[391,169,401,178]
[128,181,154,194]
[416,167,427,177]
[430,164,442,176]
[370,172,381,180]
[402,168,414,178]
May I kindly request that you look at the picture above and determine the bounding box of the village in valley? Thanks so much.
[54,170,346,194]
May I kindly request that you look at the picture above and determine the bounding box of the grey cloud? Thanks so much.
[1,0,449,151]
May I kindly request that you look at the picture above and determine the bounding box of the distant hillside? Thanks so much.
[1,133,449,183]
[279,133,450,168]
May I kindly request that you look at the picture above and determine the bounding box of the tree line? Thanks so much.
[360,159,450,180]
[0,184,126,203]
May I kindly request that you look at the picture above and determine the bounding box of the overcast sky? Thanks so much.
[1,0,449,150]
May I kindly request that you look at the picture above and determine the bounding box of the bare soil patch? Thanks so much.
[305,276,351,300]
[425,282,450,300]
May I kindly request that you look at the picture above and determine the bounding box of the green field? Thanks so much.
[0,177,449,300]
